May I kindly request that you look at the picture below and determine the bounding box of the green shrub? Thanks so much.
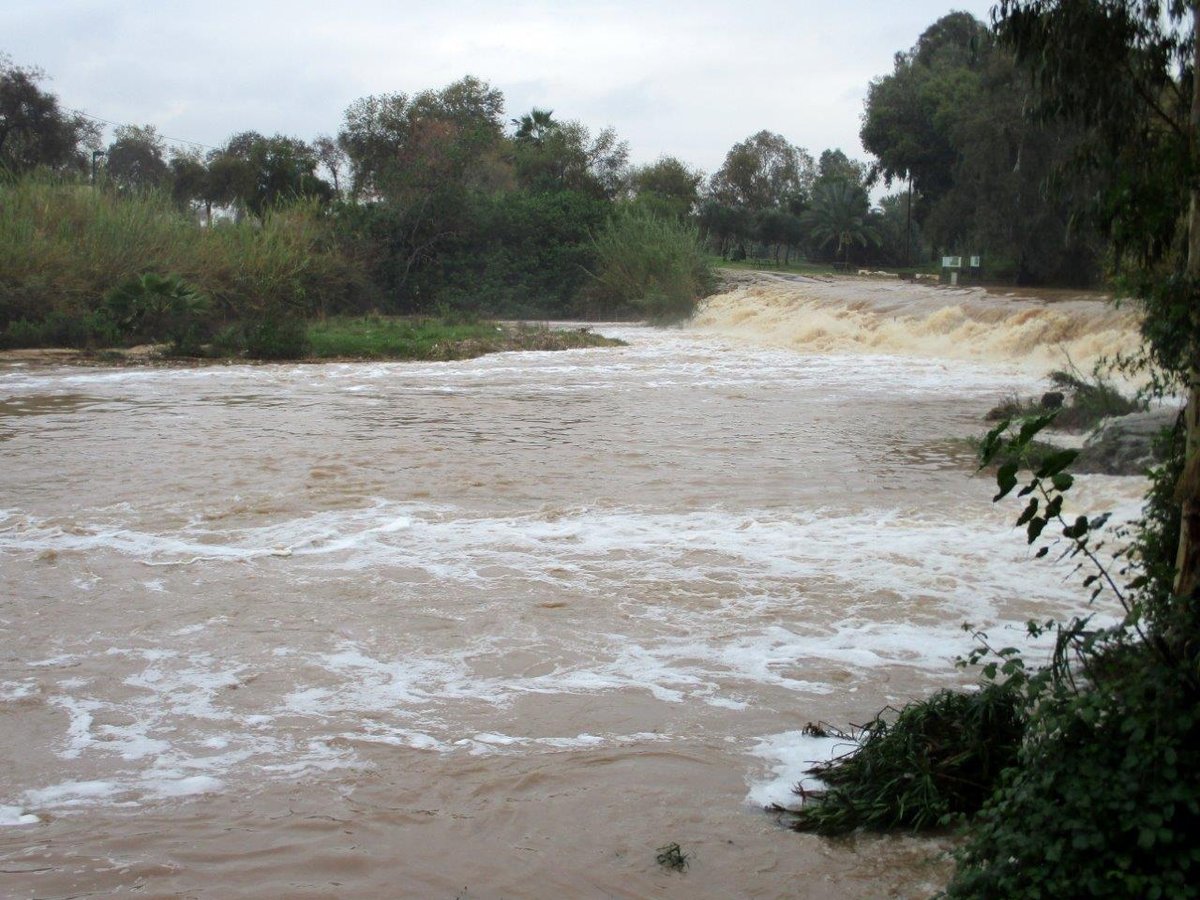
[103,272,210,353]
[243,314,311,360]
[946,657,1200,899]
[585,207,715,323]
[790,684,1025,835]
[0,309,119,349]
[1047,368,1142,430]
[984,369,1142,433]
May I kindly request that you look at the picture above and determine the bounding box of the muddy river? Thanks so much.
[0,275,1146,897]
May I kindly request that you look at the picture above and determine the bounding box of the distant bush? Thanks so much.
[585,207,716,323]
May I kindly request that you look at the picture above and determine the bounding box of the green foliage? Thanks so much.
[0,309,118,350]
[0,175,366,345]
[104,124,169,193]
[861,11,1106,284]
[790,685,1025,835]
[306,316,498,359]
[1046,368,1143,429]
[103,272,210,353]
[708,130,813,212]
[947,651,1200,898]
[306,316,622,361]
[432,189,608,316]
[586,207,715,322]
[985,369,1142,432]
[242,315,311,360]
[940,412,1200,897]
[0,55,98,175]
[794,406,1197,896]
[802,180,880,266]
[629,156,703,220]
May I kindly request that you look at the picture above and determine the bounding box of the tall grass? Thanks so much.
[0,174,369,345]
[586,207,715,323]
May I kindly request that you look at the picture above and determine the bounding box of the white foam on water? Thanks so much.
[0,497,1137,614]
[744,730,849,810]
[25,780,123,807]
[1,307,1156,820]
[0,804,39,826]
[0,680,37,702]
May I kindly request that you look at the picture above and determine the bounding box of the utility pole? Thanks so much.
[905,177,913,268]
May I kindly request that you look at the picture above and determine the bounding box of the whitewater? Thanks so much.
[0,274,1148,897]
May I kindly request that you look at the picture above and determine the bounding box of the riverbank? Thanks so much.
[0,319,624,368]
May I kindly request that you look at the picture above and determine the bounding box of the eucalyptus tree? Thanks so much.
[709,130,814,212]
[860,11,989,206]
[339,77,506,200]
[0,55,98,174]
[205,131,329,220]
[862,11,1104,280]
[995,0,1200,596]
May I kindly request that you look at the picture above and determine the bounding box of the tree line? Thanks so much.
[0,9,1147,347]
[1,48,926,344]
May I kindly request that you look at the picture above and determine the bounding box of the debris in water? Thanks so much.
[655,842,691,872]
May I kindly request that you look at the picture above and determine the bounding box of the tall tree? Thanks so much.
[511,114,629,199]
[709,130,814,212]
[312,134,347,198]
[105,124,169,191]
[862,11,1104,281]
[816,148,868,187]
[168,148,212,221]
[995,0,1200,598]
[339,77,507,200]
[628,155,703,219]
[206,131,329,219]
[802,180,879,267]
[0,56,98,174]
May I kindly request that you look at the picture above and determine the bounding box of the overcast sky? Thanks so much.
[4,1,997,177]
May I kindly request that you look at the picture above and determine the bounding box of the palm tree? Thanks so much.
[511,108,556,146]
[802,180,880,268]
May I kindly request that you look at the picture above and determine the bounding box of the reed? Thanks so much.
[586,208,715,323]
[0,174,365,346]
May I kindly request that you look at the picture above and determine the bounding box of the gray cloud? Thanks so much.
[4,0,995,175]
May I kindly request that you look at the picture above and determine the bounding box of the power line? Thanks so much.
[67,107,221,152]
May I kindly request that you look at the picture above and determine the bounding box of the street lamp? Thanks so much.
[91,149,106,185]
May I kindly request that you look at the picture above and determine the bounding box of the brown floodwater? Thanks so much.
[0,277,1148,897]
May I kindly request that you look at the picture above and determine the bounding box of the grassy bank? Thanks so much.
[305,317,623,361]
[0,317,624,366]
